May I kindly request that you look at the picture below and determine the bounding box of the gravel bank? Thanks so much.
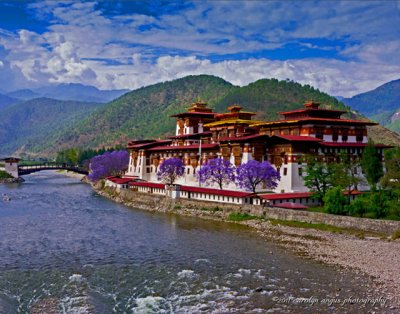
[245,220,400,309]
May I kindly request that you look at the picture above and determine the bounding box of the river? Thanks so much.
[0,171,384,313]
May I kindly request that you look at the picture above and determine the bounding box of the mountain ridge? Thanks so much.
[342,79,400,134]
[6,83,130,103]
[1,75,398,158]
[0,93,18,110]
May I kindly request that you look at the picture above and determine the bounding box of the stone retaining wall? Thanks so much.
[263,207,400,234]
[106,188,400,235]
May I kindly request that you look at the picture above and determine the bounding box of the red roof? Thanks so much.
[218,134,269,142]
[168,132,212,139]
[106,177,132,184]
[273,202,309,209]
[272,135,322,142]
[343,190,363,195]
[171,112,216,118]
[320,142,391,148]
[259,192,312,200]
[147,144,219,151]
[256,117,377,126]
[180,186,254,198]
[128,140,172,149]
[279,108,346,115]
[129,182,165,189]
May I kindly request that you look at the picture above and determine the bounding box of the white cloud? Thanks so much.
[0,0,399,96]
[82,54,400,97]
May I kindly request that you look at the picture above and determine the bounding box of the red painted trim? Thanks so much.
[180,186,254,198]
[129,182,165,189]
[320,142,391,148]
[272,135,322,142]
[259,192,312,200]
[147,144,219,151]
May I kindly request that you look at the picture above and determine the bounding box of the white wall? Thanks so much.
[5,161,19,178]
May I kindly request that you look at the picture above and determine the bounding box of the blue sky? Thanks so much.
[0,0,399,96]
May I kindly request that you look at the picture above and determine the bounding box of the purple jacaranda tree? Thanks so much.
[88,150,129,182]
[197,158,235,189]
[236,160,280,193]
[157,158,185,185]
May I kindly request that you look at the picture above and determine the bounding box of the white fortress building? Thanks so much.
[125,101,387,193]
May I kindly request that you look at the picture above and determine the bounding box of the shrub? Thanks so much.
[346,197,368,217]
[0,170,13,179]
[369,190,389,219]
[323,187,347,215]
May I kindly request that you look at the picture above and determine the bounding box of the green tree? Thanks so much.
[382,147,400,189]
[346,196,368,217]
[330,153,364,204]
[361,139,383,189]
[369,189,389,218]
[303,156,334,205]
[323,186,347,215]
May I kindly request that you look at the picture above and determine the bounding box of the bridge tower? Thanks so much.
[1,157,20,178]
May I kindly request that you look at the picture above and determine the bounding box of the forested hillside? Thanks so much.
[0,98,104,157]
[1,75,399,158]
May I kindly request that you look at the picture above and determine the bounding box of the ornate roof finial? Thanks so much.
[304,100,320,109]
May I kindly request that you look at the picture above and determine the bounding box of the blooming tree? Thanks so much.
[88,150,129,182]
[157,158,185,185]
[197,158,235,189]
[236,160,280,193]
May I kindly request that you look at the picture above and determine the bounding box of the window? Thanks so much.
[283,168,287,176]
[356,128,364,142]
[298,168,303,176]
[342,129,348,142]
[315,127,324,139]
[332,128,338,142]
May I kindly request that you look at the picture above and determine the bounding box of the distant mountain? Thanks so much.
[6,89,40,100]
[343,79,400,116]
[8,83,129,103]
[2,75,398,158]
[342,79,400,134]
[0,98,104,157]
[0,93,18,110]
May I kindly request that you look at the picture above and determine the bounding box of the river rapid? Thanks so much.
[0,171,384,313]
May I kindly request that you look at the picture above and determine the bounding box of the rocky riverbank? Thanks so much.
[93,184,400,310]
[0,177,24,184]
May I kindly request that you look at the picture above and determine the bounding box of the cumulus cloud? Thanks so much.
[86,54,400,97]
[0,0,399,96]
